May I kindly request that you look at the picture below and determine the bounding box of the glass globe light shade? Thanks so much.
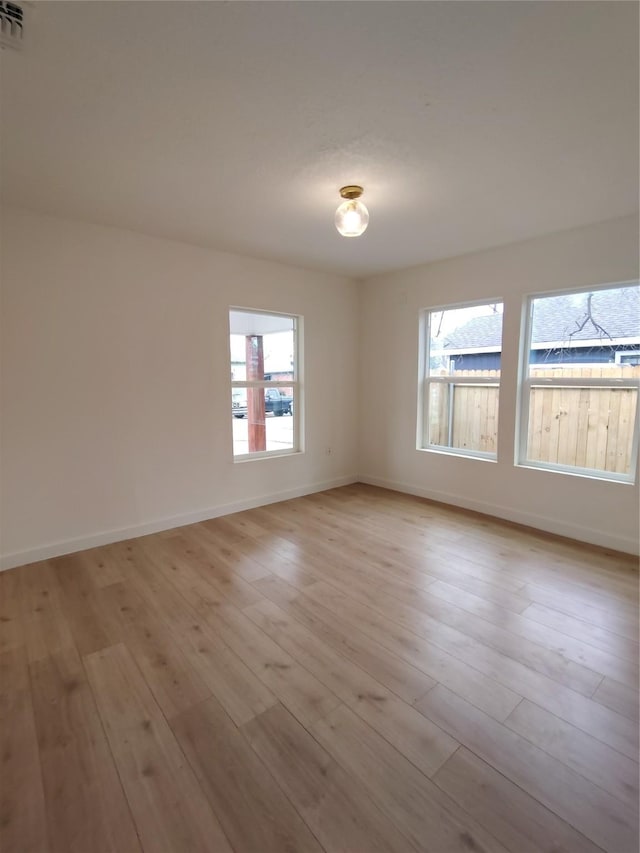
[335,199,369,237]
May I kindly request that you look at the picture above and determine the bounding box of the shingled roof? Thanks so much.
[441,286,640,351]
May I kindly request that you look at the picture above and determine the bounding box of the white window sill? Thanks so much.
[416,446,497,463]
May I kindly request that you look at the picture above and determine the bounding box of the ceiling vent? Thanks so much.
[0,1,26,50]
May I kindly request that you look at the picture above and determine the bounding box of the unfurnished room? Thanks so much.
[0,2,639,852]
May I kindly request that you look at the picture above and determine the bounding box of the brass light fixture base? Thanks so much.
[339,185,364,200]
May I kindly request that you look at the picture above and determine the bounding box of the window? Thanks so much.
[518,282,640,482]
[419,301,504,458]
[229,308,301,459]
[615,350,640,366]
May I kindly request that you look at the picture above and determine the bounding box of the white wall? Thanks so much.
[2,208,638,568]
[358,215,640,555]
[0,207,359,569]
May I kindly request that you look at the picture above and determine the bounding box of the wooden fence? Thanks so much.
[429,373,499,454]
[429,366,639,473]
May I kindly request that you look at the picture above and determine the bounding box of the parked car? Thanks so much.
[265,388,293,416]
[232,388,292,418]
[232,391,247,418]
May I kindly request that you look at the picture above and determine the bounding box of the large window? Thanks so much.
[419,301,504,458]
[229,308,301,460]
[519,282,640,482]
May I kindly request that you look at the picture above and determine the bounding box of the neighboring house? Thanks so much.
[263,371,294,383]
[436,288,640,371]
[231,363,294,390]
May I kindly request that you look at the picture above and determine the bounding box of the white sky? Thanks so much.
[230,331,294,373]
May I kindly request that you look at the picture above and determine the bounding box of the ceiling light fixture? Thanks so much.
[335,185,369,237]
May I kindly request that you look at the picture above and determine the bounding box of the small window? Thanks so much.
[518,282,640,482]
[419,301,504,458]
[615,350,640,366]
[229,308,301,460]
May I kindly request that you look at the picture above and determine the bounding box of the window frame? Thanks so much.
[417,297,504,461]
[516,280,640,484]
[615,350,640,366]
[229,307,303,462]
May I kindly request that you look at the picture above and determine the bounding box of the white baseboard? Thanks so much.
[358,475,640,556]
[4,471,636,569]
[0,475,358,571]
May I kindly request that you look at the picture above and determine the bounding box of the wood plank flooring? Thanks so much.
[1,484,638,853]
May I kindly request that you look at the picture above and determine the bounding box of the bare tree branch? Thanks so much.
[568,293,612,344]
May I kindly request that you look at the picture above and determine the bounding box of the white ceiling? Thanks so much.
[1,1,638,277]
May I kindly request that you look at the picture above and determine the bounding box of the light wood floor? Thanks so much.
[1,484,638,853]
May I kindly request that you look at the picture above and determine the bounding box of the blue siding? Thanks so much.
[453,345,634,371]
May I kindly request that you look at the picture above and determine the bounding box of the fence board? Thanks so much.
[606,390,622,474]
[617,389,635,473]
[556,386,574,467]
